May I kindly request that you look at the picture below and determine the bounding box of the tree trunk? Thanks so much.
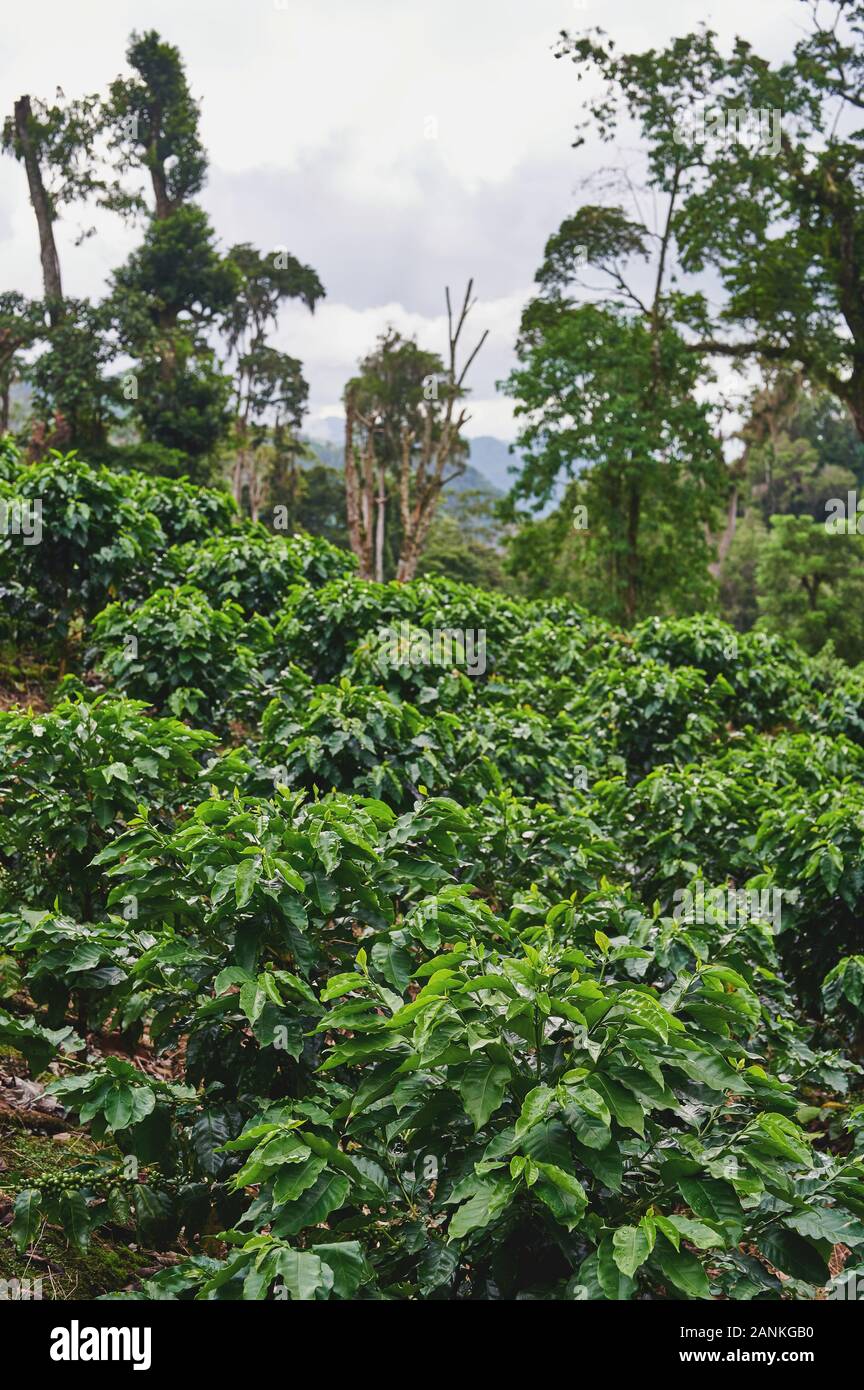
[392,282,486,583]
[146,100,172,220]
[396,507,433,582]
[232,417,247,510]
[14,96,63,324]
[231,450,245,510]
[625,480,641,625]
[396,474,440,582]
[709,486,738,579]
[395,414,448,582]
[360,434,376,579]
[343,398,374,579]
[151,163,171,220]
[395,504,422,582]
[843,371,864,445]
[249,463,263,523]
[374,462,386,583]
[344,401,362,561]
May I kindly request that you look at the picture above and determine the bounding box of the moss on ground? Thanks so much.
[0,1126,153,1299]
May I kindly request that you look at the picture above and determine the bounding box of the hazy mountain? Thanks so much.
[300,434,343,471]
[300,433,503,525]
[303,417,347,448]
[5,388,514,515]
[303,419,518,499]
[463,435,522,494]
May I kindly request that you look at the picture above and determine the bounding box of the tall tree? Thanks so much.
[504,206,725,624]
[2,92,102,324]
[110,204,238,463]
[229,348,309,519]
[2,87,122,452]
[395,283,487,582]
[103,32,238,466]
[104,29,207,222]
[557,0,864,439]
[344,285,486,584]
[222,243,324,514]
[7,98,63,319]
[343,328,440,581]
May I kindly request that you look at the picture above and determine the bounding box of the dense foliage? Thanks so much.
[2,449,864,1302]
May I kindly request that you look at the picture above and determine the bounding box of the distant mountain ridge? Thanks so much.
[303,419,520,499]
[5,384,521,505]
[461,436,522,494]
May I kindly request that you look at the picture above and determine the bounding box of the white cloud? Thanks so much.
[1,0,806,435]
[276,289,527,435]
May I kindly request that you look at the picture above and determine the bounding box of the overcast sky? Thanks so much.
[2,0,806,439]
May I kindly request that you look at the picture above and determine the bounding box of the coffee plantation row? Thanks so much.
[2,442,864,1300]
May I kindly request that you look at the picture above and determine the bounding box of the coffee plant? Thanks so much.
[3,455,864,1302]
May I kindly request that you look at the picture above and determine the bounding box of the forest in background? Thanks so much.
[2,6,864,657]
